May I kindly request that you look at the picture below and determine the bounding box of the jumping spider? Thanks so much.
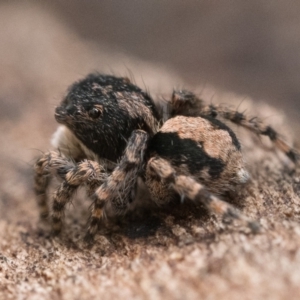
[34,73,298,243]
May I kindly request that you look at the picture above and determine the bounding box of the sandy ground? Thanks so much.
[1,3,300,300]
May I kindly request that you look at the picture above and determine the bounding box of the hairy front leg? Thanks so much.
[34,151,105,232]
[51,159,105,233]
[33,151,72,219]
[85,130,149,243]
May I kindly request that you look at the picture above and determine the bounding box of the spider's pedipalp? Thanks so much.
[85,129,149,243]
[148,157,259,233]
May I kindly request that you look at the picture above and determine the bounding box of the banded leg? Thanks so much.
[34,151,105,230]
[201,104,299,163]
[34,157,51,218]
[51,159,105,233]
[85,130,149,243]
[52,181,77,233]
[148,157,260,233]
[171,90,299,163]
[34,151,72,218]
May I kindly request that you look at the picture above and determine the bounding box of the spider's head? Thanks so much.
[55,73,159,162]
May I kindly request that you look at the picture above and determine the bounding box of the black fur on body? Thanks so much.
[34,73,299,242]
[55,73,159,162]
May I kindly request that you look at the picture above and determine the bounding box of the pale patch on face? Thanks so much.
[51,125,116,170]
[51,125,84,160]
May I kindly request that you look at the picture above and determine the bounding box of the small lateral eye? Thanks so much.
[89,108,101,119]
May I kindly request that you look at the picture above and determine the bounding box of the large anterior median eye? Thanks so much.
[89,107,101,119]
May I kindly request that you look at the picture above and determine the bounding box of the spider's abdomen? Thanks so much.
[147,115,248,198]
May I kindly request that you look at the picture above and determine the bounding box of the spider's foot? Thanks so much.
[83,232,95,245]
[84,216,100,244]
[38,202,49,220]
[52,216,63,235]
[222,206,260,234]
[36,193,50,220]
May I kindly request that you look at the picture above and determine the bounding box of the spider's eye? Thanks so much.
[89,108,101,119]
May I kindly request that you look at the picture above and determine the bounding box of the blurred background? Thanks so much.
[1,0,300,118]
[41,0,300,119]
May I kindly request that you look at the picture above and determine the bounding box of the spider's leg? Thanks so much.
[34,151,82,219]
[170,90,298,163]
[34,155,51,218]
[200,104,299,163]
[34,151,105,232]
[52,181,77,233]
[170,90,204,117]
[148,157,260,233]
[85,129,149,243]
[51,159,105,234]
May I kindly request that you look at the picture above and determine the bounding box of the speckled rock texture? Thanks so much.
[1,3,300,300]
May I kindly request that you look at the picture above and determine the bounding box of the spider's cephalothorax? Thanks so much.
[54,73,159,163]
[34,73,299,243]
